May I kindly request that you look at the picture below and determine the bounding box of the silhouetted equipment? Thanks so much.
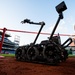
[56,1,67,14]
[21,19,30,24]
[15,1,72,65]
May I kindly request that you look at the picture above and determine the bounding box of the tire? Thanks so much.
[58,45,68,61]
[21,46,28,61]
[15,46,23,61]
[63,50,68,61]
[43,44,60,65]
[27,46,39,61]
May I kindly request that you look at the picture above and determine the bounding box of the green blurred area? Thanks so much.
[0,54,15,57]
[69,54,75,57]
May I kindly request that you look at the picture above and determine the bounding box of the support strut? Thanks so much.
[0,28,7,53]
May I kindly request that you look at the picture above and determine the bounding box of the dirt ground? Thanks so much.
[0,57,75,75]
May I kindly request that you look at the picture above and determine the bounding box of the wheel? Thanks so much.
[15,46,23,61]
[27,46,39,61]
[58,45,68,62]
[43,44,60,64]
[20,46,28,61]
[63,50,68,61]
[15,45,30,61]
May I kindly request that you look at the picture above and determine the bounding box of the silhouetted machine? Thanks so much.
[15,1,72,65]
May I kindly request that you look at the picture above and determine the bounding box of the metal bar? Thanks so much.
[49,13,63,40]
[0,28,71,36]
[33,24,45,45]
[0,28,7,52]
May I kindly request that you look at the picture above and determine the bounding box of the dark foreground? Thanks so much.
[0,57,75,75]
